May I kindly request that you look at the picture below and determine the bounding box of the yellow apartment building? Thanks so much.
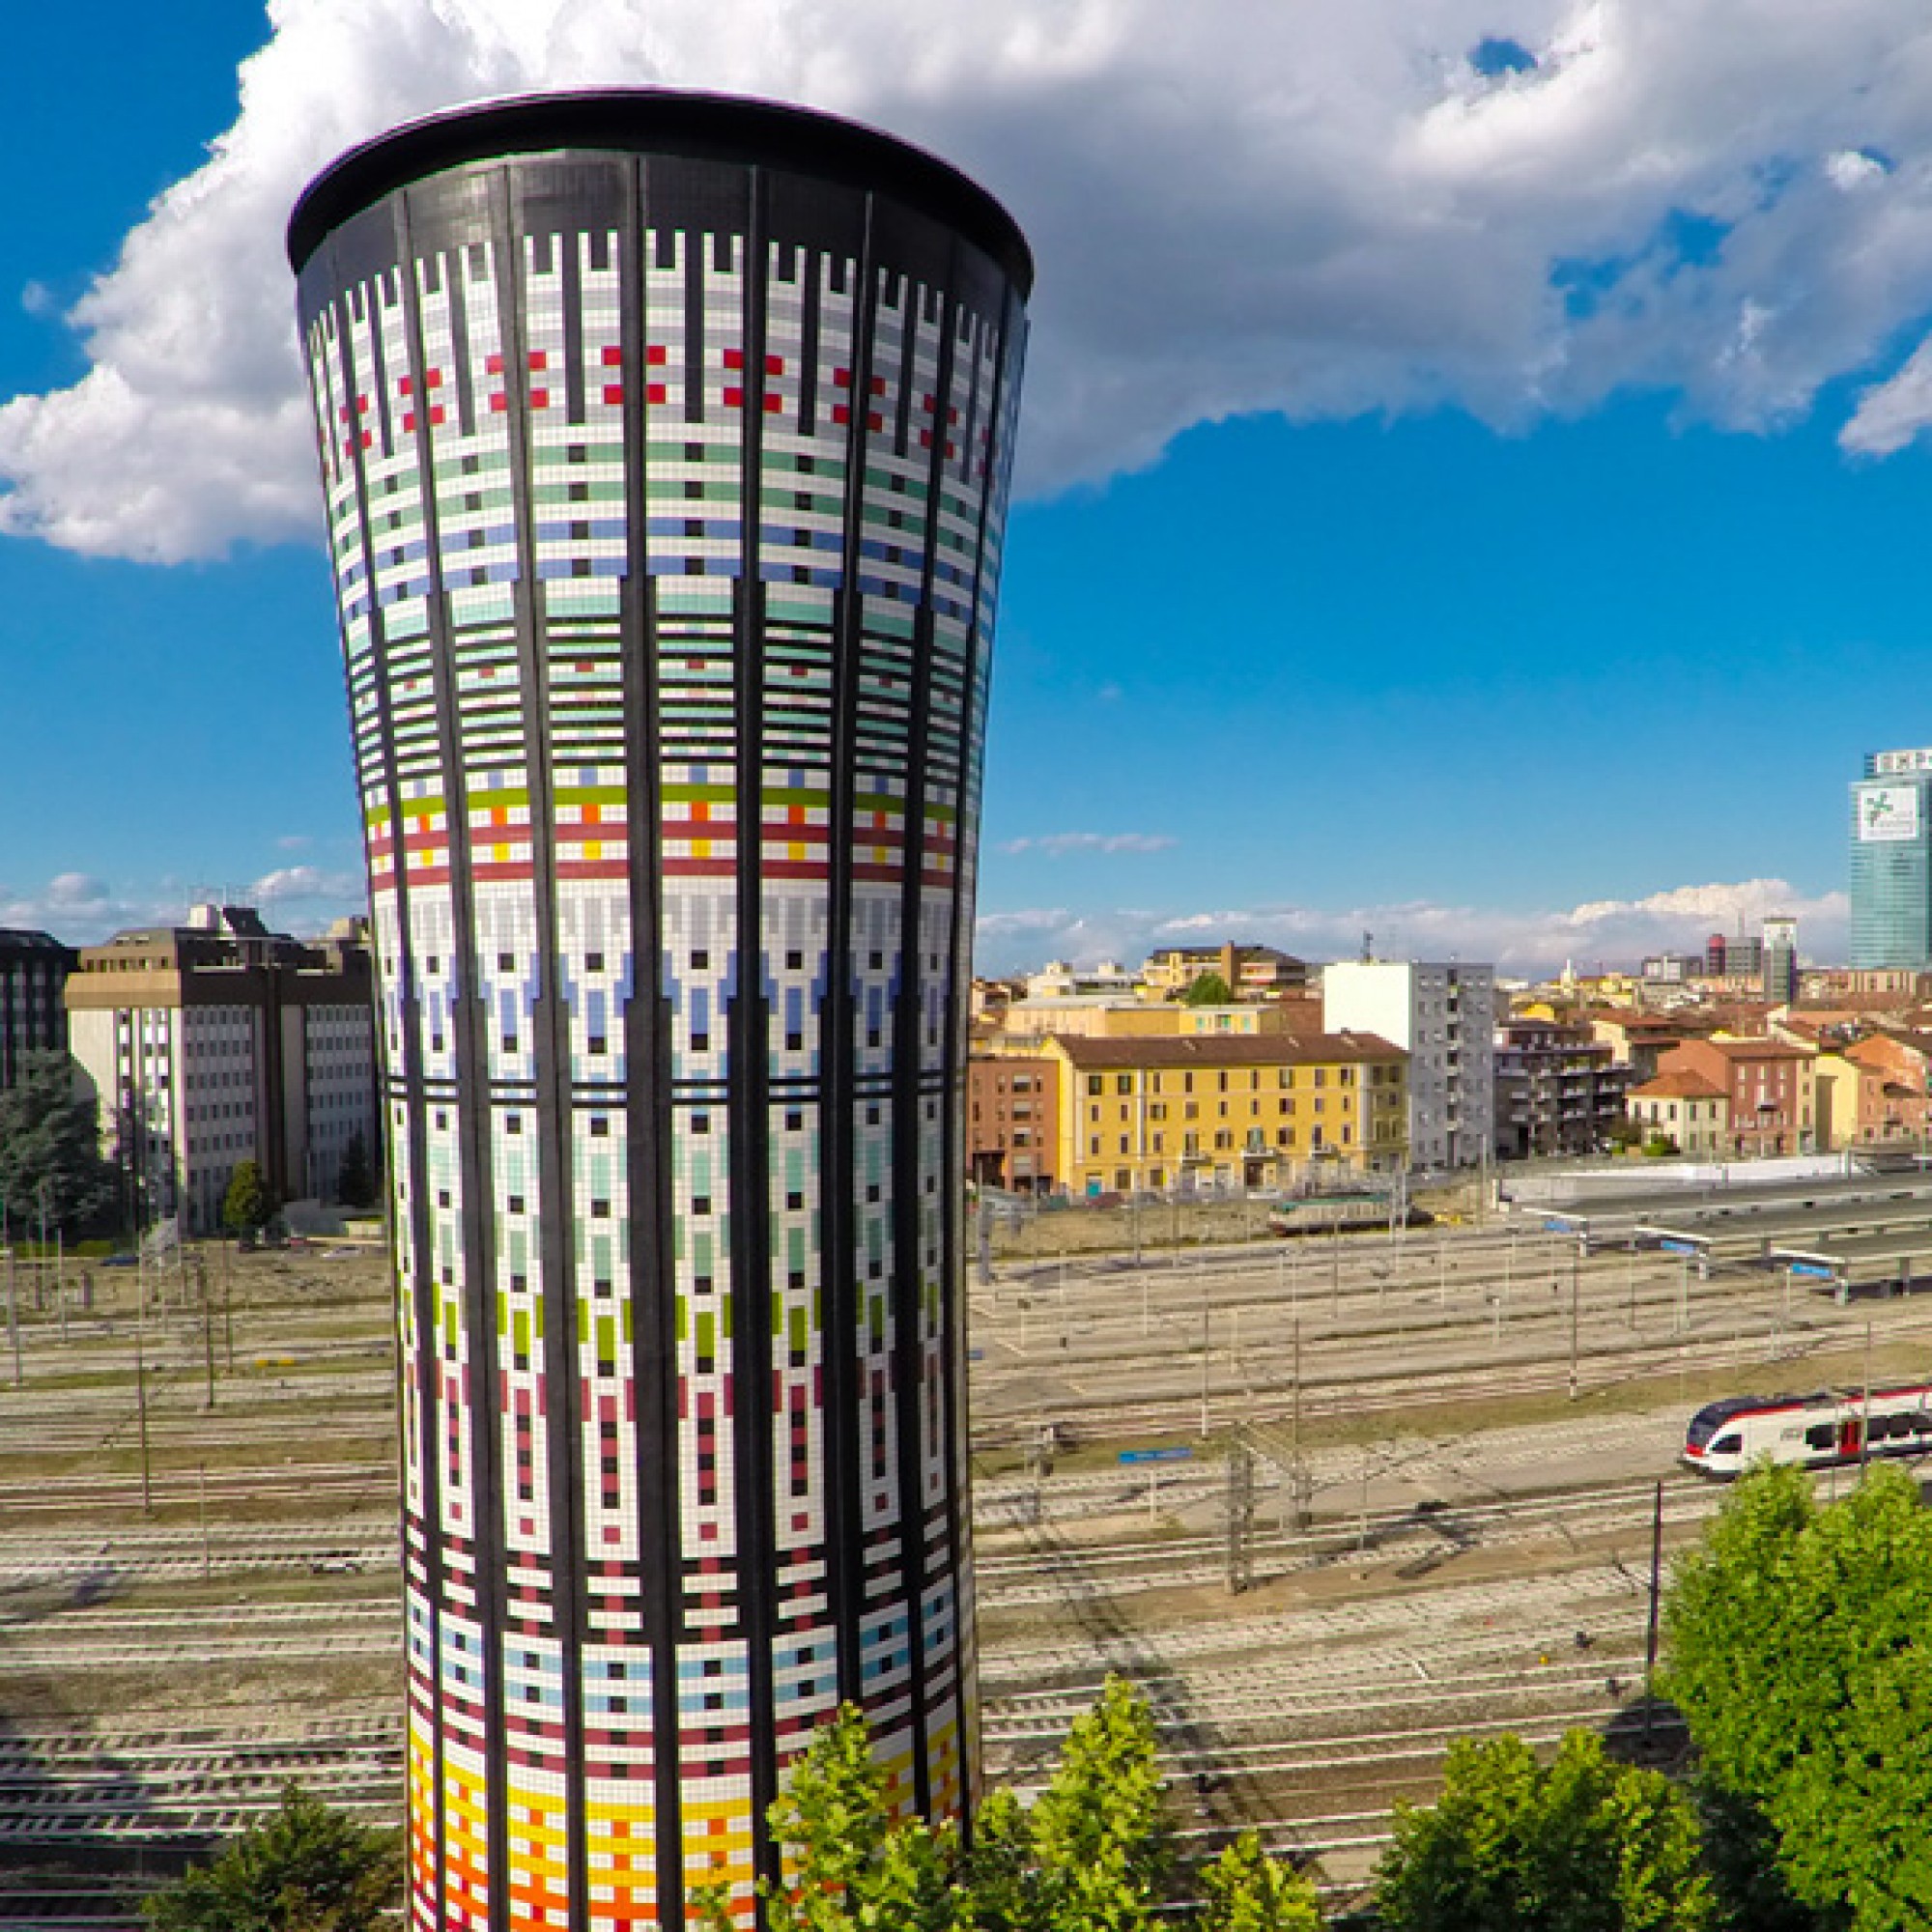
[1013,1030,1408,1195]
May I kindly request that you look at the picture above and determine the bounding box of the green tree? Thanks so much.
[1182,972,1236,1007]
[222,1158,276,1235]
[143,1784,402,1931]
[964,1787,1042,1932]
[1664,1462,1932,1932]
[334,1130,376,1209]
[757,1679,1177,1932]
[760,1703,969,1932]
[1197,1832,1321,1932]
[1030,1673,1173,1932]
[1372,1730,1710,1932]
[0,1051,118,1236]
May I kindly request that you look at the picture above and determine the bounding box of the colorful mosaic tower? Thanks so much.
[288,92,1030,1932]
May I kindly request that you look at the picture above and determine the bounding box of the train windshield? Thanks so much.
[1687,1399,1758,1450]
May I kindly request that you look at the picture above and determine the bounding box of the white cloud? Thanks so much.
[11,2,1932,557]
[0,875,183,940]
[973,877,1849,978]
[1843,330,1932,454]
[1826,146,1890,191]
[999,831,1177,856]
[247,864,363,902]
[0,867,367,946]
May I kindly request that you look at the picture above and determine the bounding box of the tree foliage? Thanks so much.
[760,1702,969,1932]
[1181,973,1236,1007]
[143,1783,403,1932]
[756,1678,1200,1932]
[1198,1832,1321,1932]
[223,1158,276,1235]
[1371,1730,1710,1932]
[0,1051,118,1236]
[1028,1674,1173,1932]
[1664,1461,1932,1932]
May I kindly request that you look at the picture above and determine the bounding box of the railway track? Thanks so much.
[0,1223,1908,1920]
[976,1466,1714,1602]
[980,1553,1675,1888]
[971,1259,1932,1446]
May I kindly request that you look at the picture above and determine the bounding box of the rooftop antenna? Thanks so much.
[1361,929,1374,964]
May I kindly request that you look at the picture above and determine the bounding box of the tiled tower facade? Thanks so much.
[289,93,1030,1932]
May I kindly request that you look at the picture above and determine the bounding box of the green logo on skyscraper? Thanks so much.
[1861,784,1919,842]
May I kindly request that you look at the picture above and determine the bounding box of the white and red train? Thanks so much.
[1683,1383,1932,1478]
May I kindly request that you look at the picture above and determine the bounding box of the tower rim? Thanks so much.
[287,85,1035,296]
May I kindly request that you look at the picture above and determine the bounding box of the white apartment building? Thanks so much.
[67,905,377,1233]
[1321,960,1495,1169]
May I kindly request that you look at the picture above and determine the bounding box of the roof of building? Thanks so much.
[1050,1030,1405,1068]
[1007,994,1147,1011]
[1690,1036,1813,1062]
[289,90,1034,294]
[1582,1009,1700,1035]
[1632,1069,1729,1101]
[1864,1026,1932,1057]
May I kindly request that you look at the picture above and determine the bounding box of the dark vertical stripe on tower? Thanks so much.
[729,168,782,1905]
[548,208,596,1932]
[318,253,453,1923]
[490,169,593,1932]
[620,155,688,1926]
[822,200,880,1711]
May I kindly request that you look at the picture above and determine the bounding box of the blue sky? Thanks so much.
[8,3,1932,975]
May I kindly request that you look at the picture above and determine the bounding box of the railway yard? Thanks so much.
[5,1173,1932,1924]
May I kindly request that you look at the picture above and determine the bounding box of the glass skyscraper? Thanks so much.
[1850,747,1932,970]
[290,91,1030,1931]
